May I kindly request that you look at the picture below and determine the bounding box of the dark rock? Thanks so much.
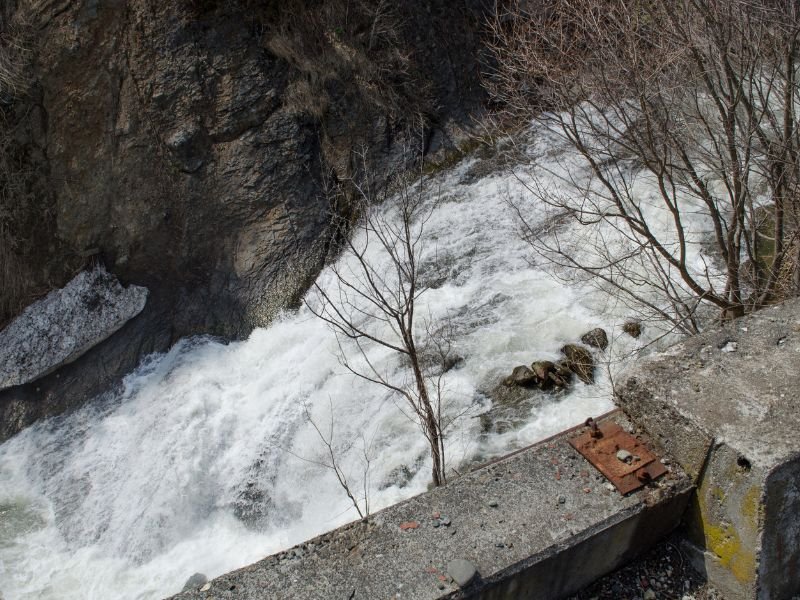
[504,365,538,388]
[182,573,208,591]
[531,360,572,389]
[561,344,595,384]
[447,559,477,587]
[623,321,643,338]
[530,360,555,381]
[581,328,609,350]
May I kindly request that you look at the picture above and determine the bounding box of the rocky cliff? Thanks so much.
[0,0,489,440]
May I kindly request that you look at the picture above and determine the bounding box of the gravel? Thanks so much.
[569,534,725,600]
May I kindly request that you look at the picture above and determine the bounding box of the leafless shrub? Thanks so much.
[305,149,472,488]
[486,0,800,331]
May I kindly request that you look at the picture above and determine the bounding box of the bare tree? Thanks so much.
[279,398,374,519]
[486,0,800,332]
[305,155,460,488]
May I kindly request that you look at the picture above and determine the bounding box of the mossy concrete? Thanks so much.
[171,413,692,600]
[616,299,800,600]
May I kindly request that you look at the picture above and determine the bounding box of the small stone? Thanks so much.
[182,573,208,591]
[433,520,440,528]
[495,542,505,548]
[447,559,477,587]
[622,320,642,338]
[603,482,615,492]
[399,521,419,530]
[488,500,499,508]
[720,340,738,352]
[644,589,657,600]
[557,495,567,504]
[616,449,633,463]
[200,582,212,592]
[440,517,451,526]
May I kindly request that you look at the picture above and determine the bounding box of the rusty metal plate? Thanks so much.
[568,420,667,495]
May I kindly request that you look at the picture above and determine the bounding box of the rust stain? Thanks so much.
[569,421,667,494]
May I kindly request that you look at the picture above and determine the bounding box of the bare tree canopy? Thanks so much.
[486,0,800,332]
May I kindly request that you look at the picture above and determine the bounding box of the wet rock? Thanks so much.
[530,360,571,389]
[0,267,148,391]
[530,360,556,381]
[447,559,477,587]
[623,321,643,338]
[561,344,595,384]
[182,573,208,591]
[504,365,538,388]
[581,328,609,350]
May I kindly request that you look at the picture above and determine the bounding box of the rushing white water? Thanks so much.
[0,123,715,600]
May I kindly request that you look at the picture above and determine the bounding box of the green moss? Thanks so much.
[421,137,484,175]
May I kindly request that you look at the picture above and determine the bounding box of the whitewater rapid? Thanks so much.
[0,132,657,600]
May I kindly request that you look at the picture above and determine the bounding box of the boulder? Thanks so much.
[0,267,148,391]
[622,321,643,338]
[561,344,595,384]
[530,360,571,389]
[504,365,538,388]
[580,328,609,350]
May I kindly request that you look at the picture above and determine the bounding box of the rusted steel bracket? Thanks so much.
[569,418,667,495]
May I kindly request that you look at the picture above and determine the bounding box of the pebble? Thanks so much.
[440,517,451,526]
[447,559,477,587]
[644,589,657,600]
[558,495,567,504]
[488,500,499,508]
[616,449,633,462]
[200,583,212,592]
[603,482,615,492]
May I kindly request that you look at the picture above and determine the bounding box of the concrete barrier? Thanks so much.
[173,412,692,600]
[616,300,800,600]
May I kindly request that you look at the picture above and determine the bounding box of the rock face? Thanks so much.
[0,267,147,391]
[0,0,489,439]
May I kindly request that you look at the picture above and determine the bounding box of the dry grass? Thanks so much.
[252,0,430,121]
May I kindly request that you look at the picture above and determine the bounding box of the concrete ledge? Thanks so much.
[616,300,800,599]
[173,412,692,600]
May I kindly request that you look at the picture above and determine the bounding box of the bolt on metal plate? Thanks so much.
[568,419,667,495]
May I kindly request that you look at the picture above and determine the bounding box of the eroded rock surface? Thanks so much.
[0,0,489,439]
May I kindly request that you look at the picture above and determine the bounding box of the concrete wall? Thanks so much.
[616,300,800,600]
